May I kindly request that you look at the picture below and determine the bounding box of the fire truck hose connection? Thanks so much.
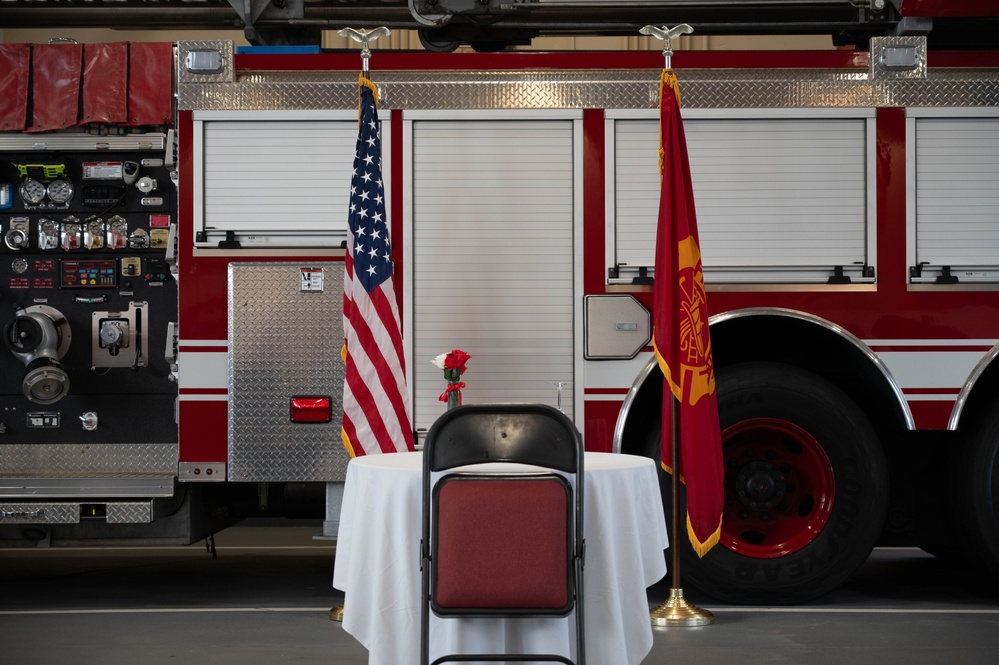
[4,310,71,405]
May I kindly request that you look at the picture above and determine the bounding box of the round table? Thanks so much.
[333,450,668,665]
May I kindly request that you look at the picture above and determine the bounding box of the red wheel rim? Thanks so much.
[720,418,835,559]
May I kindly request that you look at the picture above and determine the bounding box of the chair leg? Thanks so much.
[421,553,430,665]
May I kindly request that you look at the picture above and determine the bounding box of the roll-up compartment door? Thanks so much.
[610,111,874,284]
[909,112,999,283]
[410,117,576,430]
[192,112,364,248]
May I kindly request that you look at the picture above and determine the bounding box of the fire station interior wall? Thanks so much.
[907,109,999,283]
[192,111,358,247]
[0,28,250,46]
[0,28,831,52]
[608,109,876,283]
[407,115,577,431]
[320,29,832,52]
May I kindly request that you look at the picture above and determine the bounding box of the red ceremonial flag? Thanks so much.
[653,70,724,557]
[342,75,414,457]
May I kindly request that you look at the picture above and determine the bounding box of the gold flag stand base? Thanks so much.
[329,605,344,622]
[650,588,714,627]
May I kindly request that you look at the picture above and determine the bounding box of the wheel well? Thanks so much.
[952,348,999,434]
[619,310,910,456]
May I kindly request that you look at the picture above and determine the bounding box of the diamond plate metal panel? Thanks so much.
[179,39,999,112]
[0,443,177,476]
[0,501,152,524]
[870,36,927,80]
[184,68,883,110]
[879,71,999,108]
[177,40,235,85]
[679,74,875,109]
[106,502,153,524]
[0,504,78,524]
[228,263,349,482]
[181,80,358,111]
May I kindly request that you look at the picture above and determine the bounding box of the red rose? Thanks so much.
[444,349,471,374]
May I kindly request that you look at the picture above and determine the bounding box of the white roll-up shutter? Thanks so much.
[192,112,360,248]
[611,111,874,283]
[910,112,999,283]
[410,118,575,429]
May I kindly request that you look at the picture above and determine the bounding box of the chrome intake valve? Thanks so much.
[4,307,72,405]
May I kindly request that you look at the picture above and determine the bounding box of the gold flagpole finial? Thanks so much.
[640,24,693,70]
[338,27,392,73]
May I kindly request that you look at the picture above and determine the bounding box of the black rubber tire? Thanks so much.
[418,30,460,53]
[955,406,999,579]
[649,361,889,605]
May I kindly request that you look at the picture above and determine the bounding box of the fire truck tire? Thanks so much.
[655,361,889,605]
[955,406,999,579]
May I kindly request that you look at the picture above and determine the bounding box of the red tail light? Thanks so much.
[290,396,332,423]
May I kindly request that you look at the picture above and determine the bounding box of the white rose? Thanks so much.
[431,353,447,370]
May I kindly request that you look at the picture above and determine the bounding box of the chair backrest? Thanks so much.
[421,403,586,664]
[424,403,581,474]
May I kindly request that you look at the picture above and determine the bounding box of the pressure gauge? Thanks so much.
[47,179,75,205]
[11,257,29,274]
[86,219,105,250]
[62,220,82,251]
[107,216,128,250]
[19,178,46,205]
[38,218,59,250]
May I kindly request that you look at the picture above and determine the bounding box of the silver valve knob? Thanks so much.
[80,412,98,431]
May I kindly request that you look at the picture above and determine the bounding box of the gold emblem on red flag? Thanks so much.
[676,235,715,407]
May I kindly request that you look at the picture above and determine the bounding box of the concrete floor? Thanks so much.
[1,523,998,664]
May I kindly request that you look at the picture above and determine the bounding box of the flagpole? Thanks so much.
[649,393,714,626]
[330,25,392,624]
[642,23,715,628]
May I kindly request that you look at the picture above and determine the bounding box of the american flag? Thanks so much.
[341,76,413,456]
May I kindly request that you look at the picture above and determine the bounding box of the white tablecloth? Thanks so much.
[332,451,668,665]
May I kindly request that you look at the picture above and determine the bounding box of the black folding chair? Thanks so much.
[420,403,586,665]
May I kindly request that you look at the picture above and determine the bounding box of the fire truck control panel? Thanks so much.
[0,139,178,471]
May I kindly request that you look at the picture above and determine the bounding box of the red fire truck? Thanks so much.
[2,32,998,605]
